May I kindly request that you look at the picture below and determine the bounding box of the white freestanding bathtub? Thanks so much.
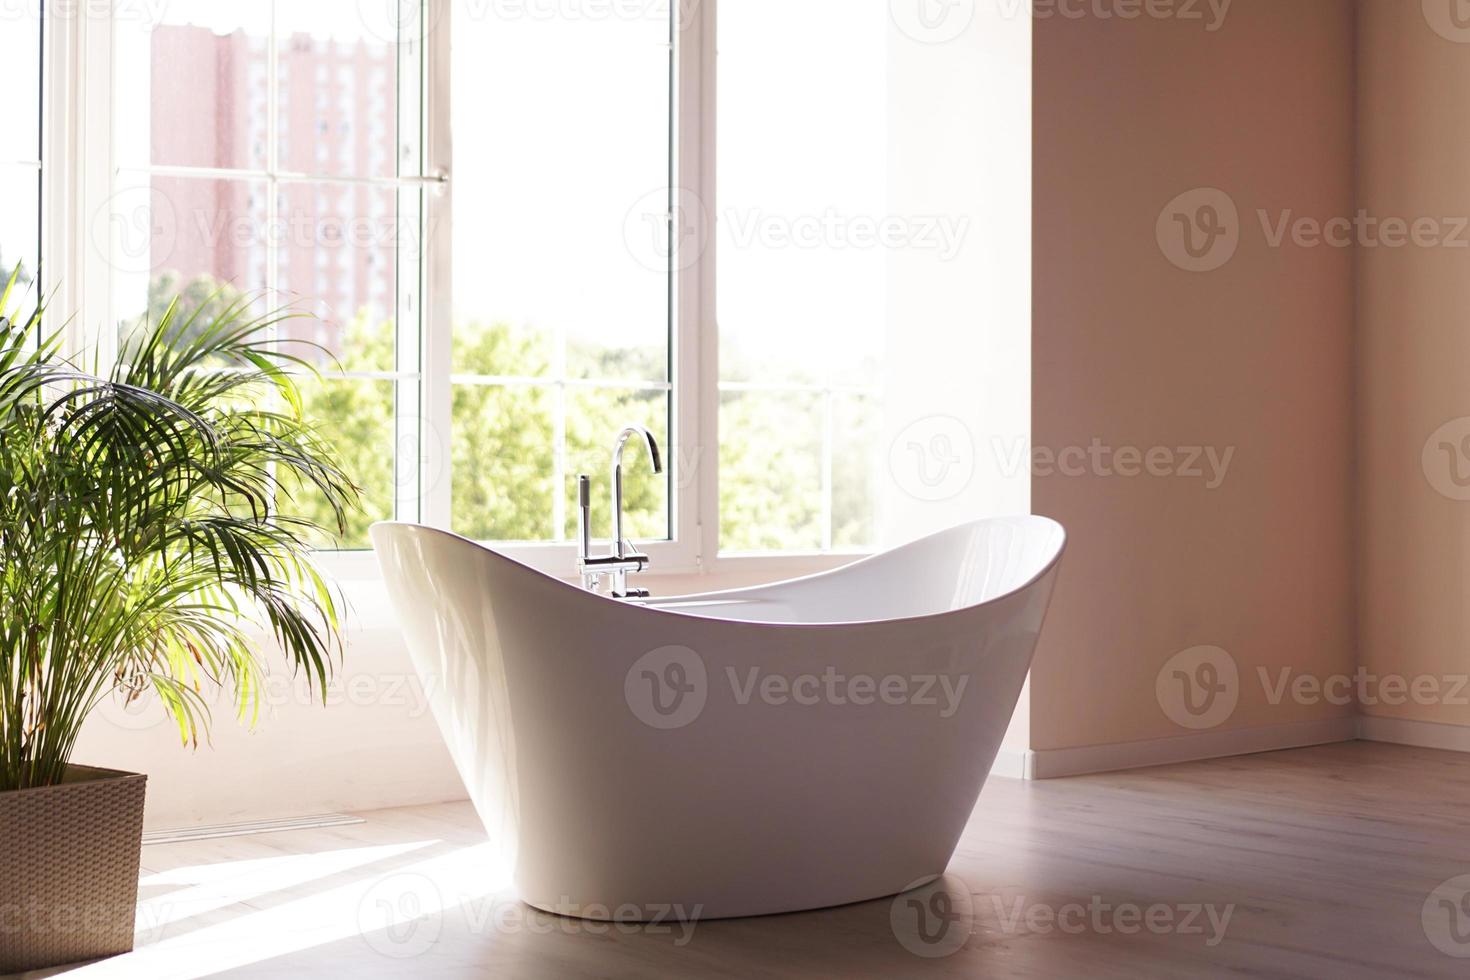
[371,516,1065,920]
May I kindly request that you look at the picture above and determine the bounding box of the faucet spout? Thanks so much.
[611,424,662,562]
[612,424,663,476]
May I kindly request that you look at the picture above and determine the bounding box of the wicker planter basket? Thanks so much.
[0,765,147,974]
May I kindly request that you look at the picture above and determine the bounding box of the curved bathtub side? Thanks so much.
[371,520,1064,920]
[369,523,528,877]
[646,515,1066,625]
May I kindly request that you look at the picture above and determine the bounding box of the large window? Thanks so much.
[1,5,43,297]
[70,0,893,569]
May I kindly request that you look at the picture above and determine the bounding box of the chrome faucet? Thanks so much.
[577,424,663,598]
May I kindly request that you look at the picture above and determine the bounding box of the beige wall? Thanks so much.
[1031,1,1358,754]
[1358,1,1470,729]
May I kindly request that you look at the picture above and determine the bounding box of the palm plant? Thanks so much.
[0,271,361,792]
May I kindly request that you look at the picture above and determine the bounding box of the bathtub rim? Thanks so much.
[368,514,1066,631]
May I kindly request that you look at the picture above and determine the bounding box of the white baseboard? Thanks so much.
[142,813,365,846]
[1014,716,1358,780]
[989,747,1033,780]
[1357,715,1470,752]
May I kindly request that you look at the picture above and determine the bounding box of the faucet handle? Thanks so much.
[577,474,593,563]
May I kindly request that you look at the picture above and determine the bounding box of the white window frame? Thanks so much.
[3,8,47,317]
[42,0,869,587]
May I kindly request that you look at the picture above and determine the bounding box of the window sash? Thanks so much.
[418,0,700,573]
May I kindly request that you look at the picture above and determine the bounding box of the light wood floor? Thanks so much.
[21,741,1470,979]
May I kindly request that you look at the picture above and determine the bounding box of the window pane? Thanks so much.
[277,5,402,179]
[718,2,888,551]
[293,378,397,549]
[0,8,41,163]
[110,175,269,338]
[564,387,670,541]
[719,390,824,553]
[0,166,40,292]
[118,6,270,172]
[567,333,667,385]
[717,4,888,385]
[450,5,673,539]
[451,384,556,542]
[275,183,400,372]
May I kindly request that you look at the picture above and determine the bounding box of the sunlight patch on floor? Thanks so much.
[56,841,510,980]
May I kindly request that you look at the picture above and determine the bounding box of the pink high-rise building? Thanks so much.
[149,26,397,359]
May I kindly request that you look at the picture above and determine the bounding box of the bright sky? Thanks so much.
[449,5,670,359]
[716,0,888,385]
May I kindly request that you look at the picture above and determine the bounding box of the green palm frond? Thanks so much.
[0,275,362,790]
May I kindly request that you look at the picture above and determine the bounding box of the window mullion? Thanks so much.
[682,0,716,568]
[67,8,113,364]
[552,328,567,543]
[820,388,834,552]
[420,0,454,531]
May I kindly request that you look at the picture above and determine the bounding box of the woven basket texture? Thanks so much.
[0,766,146,973]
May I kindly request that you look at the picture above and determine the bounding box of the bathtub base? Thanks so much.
[516,871,947,922]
